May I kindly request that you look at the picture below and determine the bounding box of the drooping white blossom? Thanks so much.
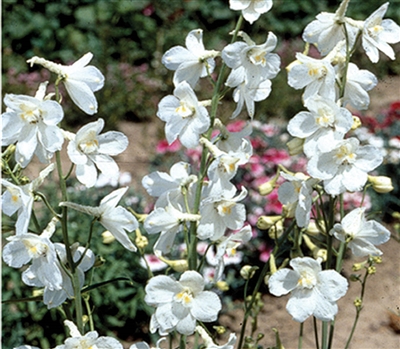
[338,63,378,110]
[2,164,54,235]
[23,243,95,309]
[157,81,210,149]
[54,320,123,349]
[1,84,64,167]
[302,0,358,55]
[27,53,105,114]
[60,187,138,251]
[278,172,319,228]
[144,270,222,335]
[144,196,200,253]
[230,78,272,119]
[162,29,218,87]
[307,137,383,196]
[287,95,353,157]
[67,118,128,188]
[3,219,63,291]
[361,2,400,63]
[331,207,391,257]
[229,0,273,24]
[268,257,348,322]
[207,225,252,281]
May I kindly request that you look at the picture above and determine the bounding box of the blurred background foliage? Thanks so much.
[2,0,400,127]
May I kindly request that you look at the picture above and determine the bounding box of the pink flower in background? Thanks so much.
[156,139,182,154]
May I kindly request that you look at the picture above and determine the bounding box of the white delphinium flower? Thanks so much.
[3,218,62,291]
[302,0,358,55]
[23,243,95,309]
[2,164,54,235]
[229,0,273,24]
[198,187,248,240]
[230,78,272,119]
[307,137,383,196]
[268,257,348,322]
[338,62,378,110]
[287,95,353,157]
[278,172,319,228]
[196,325,237,349]
[1,83,64,167]
[362,2,400,63]
[60,187,138,251]
[331,207,390,257]
[54,320,123,349]
[157,81,210,149]
[27,53,105,114]
[144,196,200,253]
[144,270,222,335]
[162,29,218,88]
[208,225,252,281]
[222,31,280,88]
[200,137,243,197]
[67,118,128,188]
[142,161,197,208]
[287,53,336,101]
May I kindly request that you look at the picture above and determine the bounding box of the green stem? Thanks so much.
[55,150,83,333]
[313,317,320,349]
[298,322,304,349]
[344,268,370,349]
[321,321,329,349]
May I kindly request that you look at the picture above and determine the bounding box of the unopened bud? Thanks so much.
[135,229,148,249]
[259,172,280,196]
[368,175,394,193]
[306,220,322,236]
[257,215,281,230]
[154,250,188,272]
[354,297,362,308]
[367,266,376,275]
[351,115,362,130]
[215,281,229,292]
[286,137,304,156]
[268,220,284,239]
[94,256,106,267]
[352,261,366,271]
[240,265,258,280]
[102,231,115,244]
[213,326,226,335]
[313,248,327,261]
[372,256,382,264]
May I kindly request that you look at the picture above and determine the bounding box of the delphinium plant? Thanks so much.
[2,1,399,349]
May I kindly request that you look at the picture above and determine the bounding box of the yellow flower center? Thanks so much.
[79,130,99,154]
[249,49,267,66]
[20,104,41,124]
[175,288,193,305]
[335,144,356,165]
[307,65,327,80]
[175,101,194,118]
[298,269,317,289]
[23,239,48,259]
[316,107,334,127]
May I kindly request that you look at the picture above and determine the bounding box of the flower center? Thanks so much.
[175,287,193,306]
[368,25,383,38]
[216,201,235,216]
[316,107,335,127]
[23,239,48,259]
[334,144,357,165]
[79,130,99,154]
[175,101,194,118]
[307,64,327,80]
[298,269,317,289]
[20,104,41,124]
[249,49,267,66]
